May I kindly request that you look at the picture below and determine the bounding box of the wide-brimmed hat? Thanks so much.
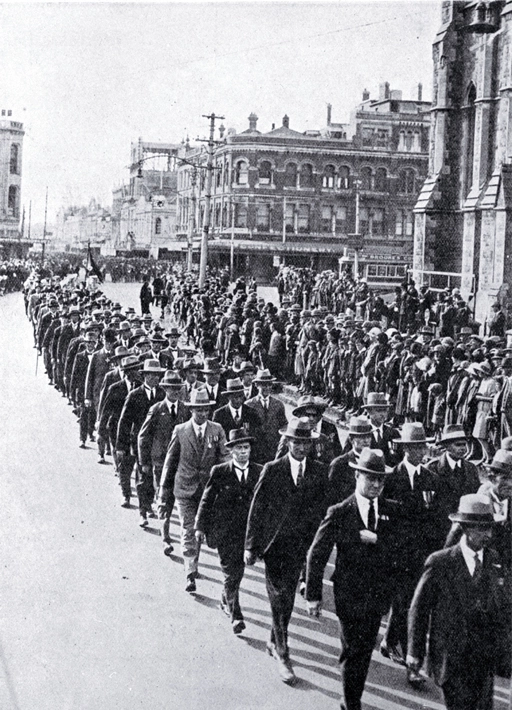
[485,449,512,477]
[475,361,492,376]
[363,392,390,409]
[253,368,276,384]
[142,359,166,374]
[393,422,433,444]
[150,333,167,344]
[347,416,374,437]
[279,417,321,440]
[449,494,495,526]
[349,448,392,476]
[186,388,216,408]
[201,357,223,374]
[239,361,255,373]
[181,358,201,372]
[165,326,181,338]
[160,370,183,388]
[112,345,129,361]
[292,395,327,417]
[225,378,245,395]
[437,424,468,445]
[119,321,131,332]
[225,428,255,447]
[120,355,141,371]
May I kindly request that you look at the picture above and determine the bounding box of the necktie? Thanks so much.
[367,499,376,532]
[234,410,241,426]
[297,462,304,487]
[171,404,176,418]
[473,552,483,584]
[236,467,247,485]
[412,468,419,490]
[197,428,203,447]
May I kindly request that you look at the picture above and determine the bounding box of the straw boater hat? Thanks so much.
[253,368,276,384]
[142,359,166,374]
[363,392,390,409]
[186,388,216,408]
[347,416,374,436]
[292,395,327,418]
[485,449,512,476]
[279,417,321,440]
[160,371,183,388]
[393,422,433,444]
[225,428,255,447]
[437,424,468,446]
[349,448,392,475]
[449,494,495,526]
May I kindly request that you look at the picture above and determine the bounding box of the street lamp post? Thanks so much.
[347,177,362,278]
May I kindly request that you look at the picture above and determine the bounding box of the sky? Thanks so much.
[0,0,441,226]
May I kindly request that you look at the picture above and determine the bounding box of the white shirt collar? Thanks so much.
[460,536,484,576]
[403,458,420,489]
[288,454,305,485]
[446,452,459,471]
[355,490,379,529]
[166,399,178,414]
[232,461,249,481]
[193,421,206,437]
[229,403,241,418]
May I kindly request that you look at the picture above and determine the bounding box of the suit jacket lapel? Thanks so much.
[185,420,201,456]
[451,544,473,611]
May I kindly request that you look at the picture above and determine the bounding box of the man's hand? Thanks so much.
[244,550,257,566]
[116,450,125,461]
[84,399,92,408]
[195,530,205,544]
[141,465,151,474]
[406,655,421,670]
[307,600,322,618]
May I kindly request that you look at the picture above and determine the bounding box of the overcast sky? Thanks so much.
[0,1,441,225]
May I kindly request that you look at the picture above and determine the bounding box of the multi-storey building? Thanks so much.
[177,85,430,287]
[54,200,112,253]
[0,110,25,257]
[414,0,512,321]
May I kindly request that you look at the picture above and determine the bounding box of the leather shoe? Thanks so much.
[232,619,246,635]
[147,507,157,519]
[407,667,426,689]
[98,456,106,465]
[121,497,130,508]
[185,574,196,593]
[139,514,148,528]
[163,543,174,557]
[276,656,296,684]
[219,599,230,617]
[380,642,406,666]
[79,442,86,449]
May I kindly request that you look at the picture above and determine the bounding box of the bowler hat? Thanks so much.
[438,424,468,445]
[292,395,327,417]
[142,359,166,374]
[186,388,216,408]
[225,428,255,447]
[363,392,390,409]
[347,416,374,437]
[393,422,433,444]
[279,417,320,440]
[449,494,495,526]
[349,448,392,475]
[160,370,183,388]
[253,368,276,384]
[225,378,245,395]
[485,449,512,476]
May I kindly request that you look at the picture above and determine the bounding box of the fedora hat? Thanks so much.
[119,321,131,332]
[347,416,374,437]
[112,345,129,360]
[292,395,327,417]
[475,361,492,376]
[165,326,181,338]
[393,422,433,444]
[150,333,167,343]
[120,355,141,371]
[279,417,321,440]
[186,388,216,408]
[349,448,392,475]
[449,494,495,526]
[201,357,222,374]
[160,370,183,388]
[438,424,468,445]
[253,368,276,384]
[225,428,255,447]
[239,361,255,373]
[142,359,166,374]
[225,378,245,395]
[363,392,390,409]
[485,449,512,476]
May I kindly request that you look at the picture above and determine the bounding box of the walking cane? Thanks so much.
[35,349,39,376]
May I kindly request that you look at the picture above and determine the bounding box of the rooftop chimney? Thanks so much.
[282,114,289,129]
[362,88,370,101]
[327,103,332,126]
[248,113,258,131]
[379,82,390,101]
[271,123,275,130]
[418,82,423,101]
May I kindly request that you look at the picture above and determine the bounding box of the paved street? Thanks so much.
[0,289,509,710]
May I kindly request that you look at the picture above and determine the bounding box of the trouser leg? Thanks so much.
[176,496,201,576]
[338,612,382,710]
[383,570,418,653]
[79,404,88,443]
[264,548,304,659]
[218,542,245,622]
[118,453,135,500]
[136,461,155,513]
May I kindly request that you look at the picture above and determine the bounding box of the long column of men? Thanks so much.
[21,261,511,710]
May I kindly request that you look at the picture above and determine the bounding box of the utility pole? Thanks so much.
[27,200,32,241]
[198,112,224,289]
[41,186,48,266]
[186,166,197,272]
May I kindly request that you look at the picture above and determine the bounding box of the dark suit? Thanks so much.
[426,453,480,539]
[275,419,342,465]
[212,402,262,439]
[408,544,506,709]
[245,395,288,464]
[195,460,262,621]
[71,348,100,443]
[306,496,401,710]
[117,384,165,512]
[328,450,357,505]
[370,423,401,466]
[382,460,442,654]
[245,455,327,659]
